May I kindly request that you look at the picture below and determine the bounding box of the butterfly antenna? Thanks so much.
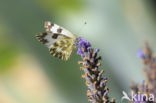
[78,21,87,36]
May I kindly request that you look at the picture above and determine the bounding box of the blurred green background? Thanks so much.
[0,0,155,103]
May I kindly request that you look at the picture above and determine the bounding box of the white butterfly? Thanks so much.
[36,21,77,61]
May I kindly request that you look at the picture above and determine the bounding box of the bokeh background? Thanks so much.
[0,0,155,103]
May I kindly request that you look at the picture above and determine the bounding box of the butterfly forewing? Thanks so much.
[45,21,75,38]
[36,21,76,60]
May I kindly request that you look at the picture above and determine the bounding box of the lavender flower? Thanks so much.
[137,49,145,59]
[77,37,115,103]
[131,41,156,103]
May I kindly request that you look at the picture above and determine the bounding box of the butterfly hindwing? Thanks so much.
[36,22,76,60]
[49,34,75,60]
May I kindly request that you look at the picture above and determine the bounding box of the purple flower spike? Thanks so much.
[95,48,100,53]
[77,48,83,55]
[79,37,91,47]
[77,37,115,103]
[137,49,145,59]
[104,77,108,80]
[77,37,91,57]
[131,42,156,103]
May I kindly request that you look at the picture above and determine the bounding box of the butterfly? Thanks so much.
[36,21,78,61]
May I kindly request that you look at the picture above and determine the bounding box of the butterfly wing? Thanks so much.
[36,22,76,60]
[44,21,75,38]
